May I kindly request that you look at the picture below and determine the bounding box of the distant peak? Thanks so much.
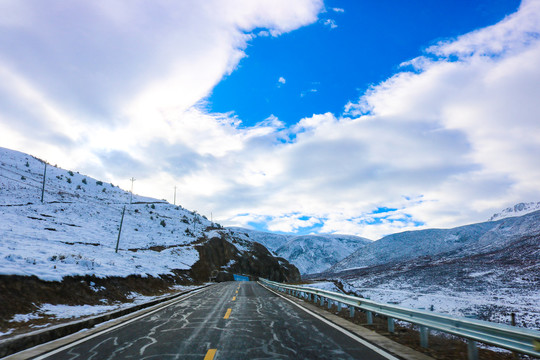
[489,202,540,221]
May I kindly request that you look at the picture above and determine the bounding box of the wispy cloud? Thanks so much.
[322,19,338,29]
[300,88,318,97]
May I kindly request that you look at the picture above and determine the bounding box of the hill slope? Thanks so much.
[0,147,299,282]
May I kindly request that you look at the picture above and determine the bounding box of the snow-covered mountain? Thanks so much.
[0,147,298,282]
[328,210,540,273]
[489,202,540,221]
[228,227,371,274]
[228,227,291,252]
[274,234,371,275]
[313,210,540,329]
[315,232,540,328]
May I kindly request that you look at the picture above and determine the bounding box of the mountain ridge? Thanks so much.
[227,227,371,274]
[328,209,540,273]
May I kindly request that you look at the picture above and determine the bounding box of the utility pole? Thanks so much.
[40,163,47,203]
[173,186,177,206]
[129,177,136,204]
[115,205,126,253]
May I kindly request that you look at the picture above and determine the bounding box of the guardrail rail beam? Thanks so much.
[259,278,540,358]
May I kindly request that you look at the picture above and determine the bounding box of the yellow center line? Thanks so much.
[235,290,238,294]
[232,296,236,301]
[224,308,232,319]
[204,349,217,360]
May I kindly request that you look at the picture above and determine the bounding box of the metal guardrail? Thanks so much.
[260,278,540,359]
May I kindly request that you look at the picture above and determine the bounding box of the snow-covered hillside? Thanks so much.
[489,202,540,221]
[317,232,540,328]
[329,210,540,273]
[229,227,371,274]
[0,147,261,281]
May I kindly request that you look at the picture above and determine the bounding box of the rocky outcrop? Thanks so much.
[190,236,300,283]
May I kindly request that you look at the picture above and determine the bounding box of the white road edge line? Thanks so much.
[31,288,207,360]
[260,283,401,360]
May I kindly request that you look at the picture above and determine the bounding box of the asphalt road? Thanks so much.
[34,282,396,359]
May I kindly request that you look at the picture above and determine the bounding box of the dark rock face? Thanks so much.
[190,237,300,283]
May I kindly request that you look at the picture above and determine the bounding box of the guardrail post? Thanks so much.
[420,326,429,348]
[349,306,355,318]
[320,296,324,306]
[327,299,332,309]
[467,340,478,360]
[337,302,342,312]
[366,311,373,324]
[388,317,395,333]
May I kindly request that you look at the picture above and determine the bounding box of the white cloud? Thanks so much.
[322,18,337,29]
[278,76,286,84]
[0,0,323,191]
[1,0,540,240]
[332,8,345,13]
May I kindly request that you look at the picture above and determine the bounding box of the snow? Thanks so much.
[347,284,540,329]
[0,147,241,281]
[306,277,539,329]
[0,329,14,337]
[39,304,119,319]
[305,281,339,292]
[10,313,42,323]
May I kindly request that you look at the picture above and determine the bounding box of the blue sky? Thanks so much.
[209,0,520,127]
[1,0,539,239]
